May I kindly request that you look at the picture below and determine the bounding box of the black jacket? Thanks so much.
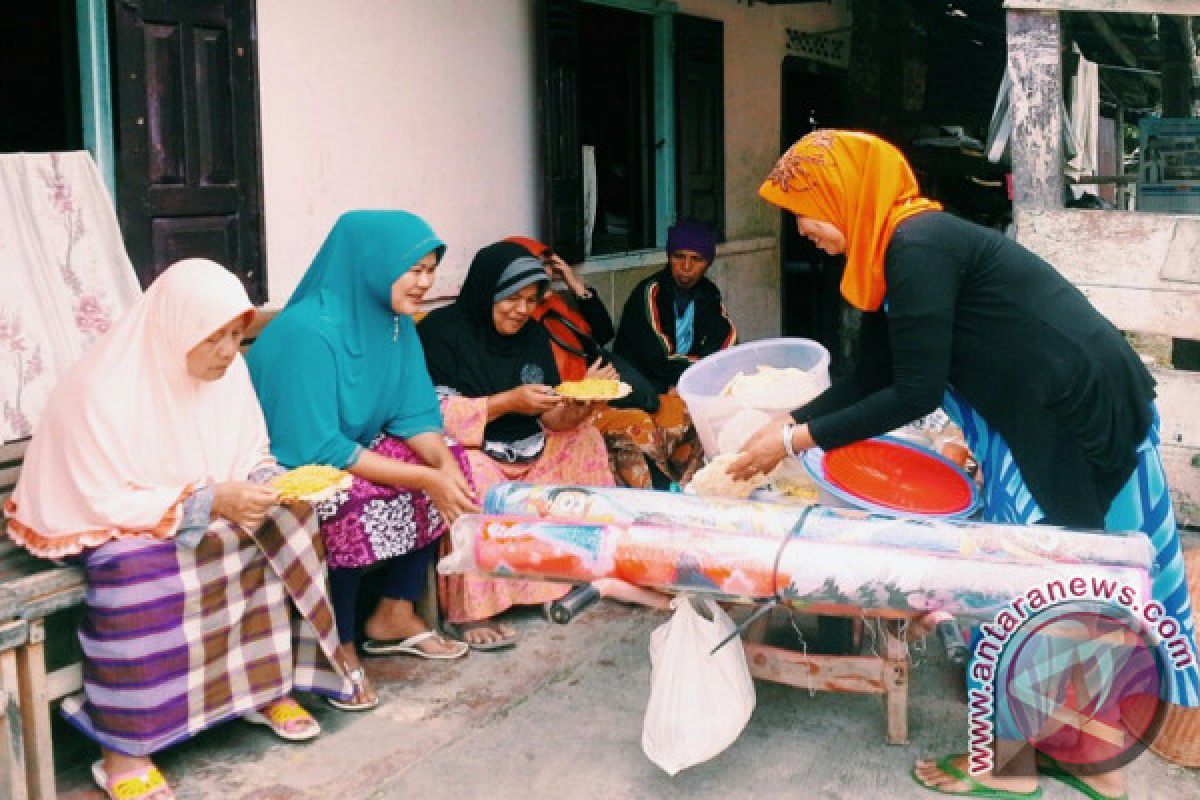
[613,268,736,394]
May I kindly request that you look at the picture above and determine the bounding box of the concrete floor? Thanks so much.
[56,601,1200,800]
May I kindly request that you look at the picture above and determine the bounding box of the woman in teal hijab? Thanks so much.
[248,211,478,711]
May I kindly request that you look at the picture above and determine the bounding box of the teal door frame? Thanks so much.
[76,0,116,196]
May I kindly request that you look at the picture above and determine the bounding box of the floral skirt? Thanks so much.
[315,435,472,569]
[592,392,703,489]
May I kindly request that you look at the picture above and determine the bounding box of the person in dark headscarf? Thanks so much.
[613,218,737,394]
[419,241,615,649]
[601,219,736,488]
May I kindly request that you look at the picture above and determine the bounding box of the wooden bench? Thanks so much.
[1,438,87,800]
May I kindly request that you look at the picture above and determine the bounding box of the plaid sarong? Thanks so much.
[61,503,352,756]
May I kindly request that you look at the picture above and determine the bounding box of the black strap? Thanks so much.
[709,505,817,655]
[540,308,601,362]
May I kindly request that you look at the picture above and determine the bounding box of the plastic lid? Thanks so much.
[815,437,976,517]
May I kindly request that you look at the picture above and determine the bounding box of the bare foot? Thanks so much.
[339,644,378,707]
[913,754,1039,796]
[594,578,672,610]
[365,598,462,656]
[456,619,518,647]
[1037,755,1126,799]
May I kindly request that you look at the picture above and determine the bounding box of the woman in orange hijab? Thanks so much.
[732,130,1195,800]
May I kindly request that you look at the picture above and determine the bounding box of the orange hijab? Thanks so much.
[758,130,941,312]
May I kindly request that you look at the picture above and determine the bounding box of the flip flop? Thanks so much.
[361,629,469,659]
[326,666,380,712]
[92,759,175,800]
[244,696,321,742]
[1037,755,1128,800]
[911,754,1043,799]
[442,620,519,652]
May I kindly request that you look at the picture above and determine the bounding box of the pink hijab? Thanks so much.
[5,259,269,558]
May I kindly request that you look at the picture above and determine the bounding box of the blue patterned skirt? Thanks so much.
[943,388,1200,706]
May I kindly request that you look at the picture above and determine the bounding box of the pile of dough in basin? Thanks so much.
[721,365,823,411]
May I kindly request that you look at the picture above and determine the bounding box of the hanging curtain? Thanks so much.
[1067,47,1101,198]
[0,151,141,442]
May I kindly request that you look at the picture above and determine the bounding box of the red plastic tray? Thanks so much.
[817,437,976,517]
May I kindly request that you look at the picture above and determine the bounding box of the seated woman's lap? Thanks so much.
[316,434,471,570]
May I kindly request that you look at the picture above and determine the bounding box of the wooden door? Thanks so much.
[537,0,585,264]
[674,14,724,237]
[112,0,266,302]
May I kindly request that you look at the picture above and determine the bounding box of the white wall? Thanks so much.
[255,0,849,315]
[256,0,539,305]
[675,0,848,240]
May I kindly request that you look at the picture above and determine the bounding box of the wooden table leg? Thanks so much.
[16,621,55,800]
[882,619,910,745]
[1,645,29,800]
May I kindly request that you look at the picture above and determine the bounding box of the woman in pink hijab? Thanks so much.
[4,259,351,800]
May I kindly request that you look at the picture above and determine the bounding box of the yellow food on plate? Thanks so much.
[554,379,630,400]
[270,465,352,502]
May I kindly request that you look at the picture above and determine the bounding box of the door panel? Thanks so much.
[675,14,724,236]
[113,0,266,301]
[537,0,585,264]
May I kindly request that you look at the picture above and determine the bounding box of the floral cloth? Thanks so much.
[315,435,471,569]
[438,395,614,623]
[592,392,703,489]
[0,152,140,442]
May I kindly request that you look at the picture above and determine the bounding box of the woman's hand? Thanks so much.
[584,358,619,382]
[501,384,563,416]
[212,481,279,530]
[422,467,479,523]
[728,419,807,481]
[543,253,587,296]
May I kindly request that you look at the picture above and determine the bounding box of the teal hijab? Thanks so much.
[247,211,446,468]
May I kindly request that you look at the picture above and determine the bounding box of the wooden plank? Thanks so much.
[0,621,26,653]
[1008,10,1064,210]
[45,664,82,703]
[1016,209,1200,292]
[0,648,28,800]
[1154,368,1200,450]
[15,625,55,800]
[1005,0,1200,12]
[6,568,86,611]
[0,440,28,467]
[1162,443,1200,528]
[743,644,887,694]
[1075,286,1200,341]
[18,584,87,622]
[0,639,27,800]
[415,561,440,632]
[0,465,22,492]
[0,589,20,623]
[882,620,909,745]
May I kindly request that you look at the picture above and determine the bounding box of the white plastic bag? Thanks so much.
[642,595,756,775]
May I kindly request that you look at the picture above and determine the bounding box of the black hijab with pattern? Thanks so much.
[418,241,559,449]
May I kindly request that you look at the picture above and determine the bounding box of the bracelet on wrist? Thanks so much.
[782,423,799,459]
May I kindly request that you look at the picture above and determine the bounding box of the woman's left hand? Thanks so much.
[584,358,619,382]
[543,253,587,296]
[441,460,476,503]
[560,398,595,426]
[728,419,792,481]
